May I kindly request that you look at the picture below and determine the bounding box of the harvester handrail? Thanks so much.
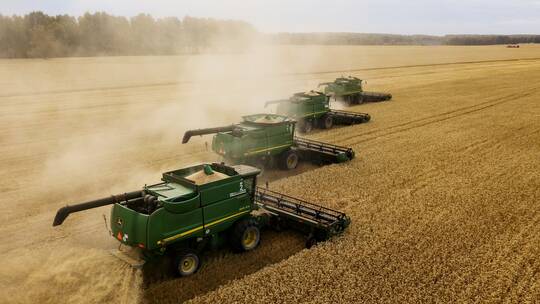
[294,136,353,155]
[255,186,347,227]
[362,91,391,96]
[330,109,370,117]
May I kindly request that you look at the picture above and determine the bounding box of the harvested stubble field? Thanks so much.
[0,45,539,303]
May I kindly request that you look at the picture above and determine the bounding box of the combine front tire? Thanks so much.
[281,150,299,170]
[306,236,318,249]
[174,249,201,277]
[231,218,261,252]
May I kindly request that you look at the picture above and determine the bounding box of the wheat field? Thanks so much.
[0,45,539,303]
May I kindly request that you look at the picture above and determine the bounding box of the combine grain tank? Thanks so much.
[182,114,355,170]
[320,76,392,105]
[265,91,371,133]
[53,163,350,276]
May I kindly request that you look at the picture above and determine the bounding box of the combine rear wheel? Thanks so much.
[356,94,364,104]
[280,150,299,170]
[174,249,201,277]
[305,229,327,248]
[346,94,363,105]
[231,218,261,252]
[252,159,268,177]
[319,115,333,129]
[299,119,313,133]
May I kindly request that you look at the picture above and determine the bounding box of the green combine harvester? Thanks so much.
[265,91,371,133]
[53,163,350,276]
[182,113,355,170]
[320,76,392,105]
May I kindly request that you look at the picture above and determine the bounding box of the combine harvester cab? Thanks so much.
[182,113,356,170]
[265,91,371,133]
[53,163,351,276]
[320,76,392,105]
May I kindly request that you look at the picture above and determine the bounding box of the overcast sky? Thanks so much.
[2,0,540,35]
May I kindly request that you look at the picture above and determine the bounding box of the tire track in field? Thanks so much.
[386,121,531,200]
[455,208,540,302]
[2,57,540,99]
[433,123,540,301]
[330,89,538,147]
[291,57,540,84]
[287,57,540,77]
[334,90,538,212]
[134,89,538,203]
[132,89,537,174]
[326,94,518,143]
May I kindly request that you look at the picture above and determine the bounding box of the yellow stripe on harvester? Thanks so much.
[244,143,292,156]
[157,210,250,245]
[158,225,204,245]
[300,110,328,118]
[206,210,250,228]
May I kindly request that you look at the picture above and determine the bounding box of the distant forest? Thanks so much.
[0,12,256,58]
[274,32,540,46]
[0,12,539,59]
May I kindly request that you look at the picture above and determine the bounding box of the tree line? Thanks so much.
[0,12,256,58]
[1,12,539,59]
[273,32,540,46]
[444,35,540,45]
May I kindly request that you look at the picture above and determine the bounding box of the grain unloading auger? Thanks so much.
[320,76,392,105]
[265,91,371,133]
[182,114,355,170]
[53,163,350,276]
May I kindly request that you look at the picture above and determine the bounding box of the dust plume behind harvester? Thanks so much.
[182,113,355,170]
[52,163,350,276]
[320,76,392,105]
[265,90,371,133]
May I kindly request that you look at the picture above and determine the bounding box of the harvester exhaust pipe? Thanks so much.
[52,190,142,226]
[182,125,236,144]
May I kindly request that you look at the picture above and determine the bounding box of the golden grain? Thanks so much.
[1,45,539,303]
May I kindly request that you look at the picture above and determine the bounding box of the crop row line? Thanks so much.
[1,57,539,99]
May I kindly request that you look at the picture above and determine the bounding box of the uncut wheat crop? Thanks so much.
[1,45,539,303]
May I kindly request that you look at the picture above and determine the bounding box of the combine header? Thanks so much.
[182,114,355,170]
[265,91,371,133]
[53,163,350,276]
[320,76,392,105]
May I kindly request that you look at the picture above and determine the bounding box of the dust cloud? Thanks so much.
[2,43,540,303]
[0,39,333,303]
[0,246,142,304]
